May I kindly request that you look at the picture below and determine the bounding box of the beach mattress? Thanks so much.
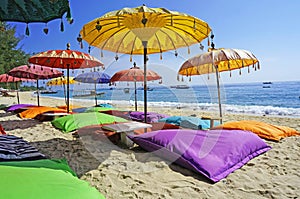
[0,159,105,199]
[0,135,45,161]
[158,116,220,130]
[128,129,271,182]
[52,112,127,133]
[18,106,69,119]
[129,111,169,123]
[213,120,300,141]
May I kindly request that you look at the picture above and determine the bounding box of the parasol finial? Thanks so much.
[133,62,137,67]
[66,43,71,50]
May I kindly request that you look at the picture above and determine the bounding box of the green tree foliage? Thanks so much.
[0,22,30,74]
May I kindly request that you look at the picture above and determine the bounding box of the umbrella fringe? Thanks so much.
[60,19,64,32]
[25,24,30,36]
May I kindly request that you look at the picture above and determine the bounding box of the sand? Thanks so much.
[0,91,299,199]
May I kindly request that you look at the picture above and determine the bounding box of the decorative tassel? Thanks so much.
[248,66,250,73]
[207,74,210,80]
[188,47,190,54]
[101,51,103,57]
[43,23,49,34]
[181,76,184,82]
[254,64,257,71]
[193,19,196,31]
[25,24,30,36]
[117,16,120,27]
[239,69,242,75]
[60,19,64,32]
[177,75,179,81]
[230,70,232,77]
[88,46,91,53]
[72,70,74,74]
[207,37,210,47]
[174,50,178,57]
[115,54,118,61]
[130,54,132,62]
[82,70,84,73]
[66,4,72,21]
[189,76,191,82]
[257,62,260,70]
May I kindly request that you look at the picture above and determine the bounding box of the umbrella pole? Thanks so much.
[94,82,97,106]
[36,80,40,106]
[215,66,223,124]
[134,79,137,111]
[67,65,70,113]
[142,41,148,123]
[15,82,20,104]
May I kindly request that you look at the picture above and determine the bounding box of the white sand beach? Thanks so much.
[0,91,299,199]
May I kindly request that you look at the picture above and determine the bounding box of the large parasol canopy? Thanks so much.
[74,71,111,106]
[0,0,72,35]
[0,74,32,104]
[110,62,162,111]
[8,64,63,106]
[28,44,104,112]
[79,4,211,122]
[178,48,260,121]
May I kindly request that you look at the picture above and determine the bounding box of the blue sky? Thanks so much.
[8,0,300,85]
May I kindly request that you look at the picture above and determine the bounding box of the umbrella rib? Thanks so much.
[115,30,132,54]
[87,24,127,47]
[130,36,138,55]
[164,23,206,43]
[159,28,189,48]
[157,29,177,51]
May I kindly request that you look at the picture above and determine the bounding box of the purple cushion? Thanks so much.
[128,129,271,182]
[6,104,36,112]
[129,111,169,123]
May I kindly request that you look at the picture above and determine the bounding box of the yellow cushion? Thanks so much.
[213,120,299,141]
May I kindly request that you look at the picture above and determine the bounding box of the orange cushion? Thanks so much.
[18,106,68,119]
[213,120,300,141]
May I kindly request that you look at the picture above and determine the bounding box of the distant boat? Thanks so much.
[123,88,130,93]
[263,86,271,88]
[35,90,57,94]
[170,85,190,89]
[73,90,105,98]
[263,82,272,84]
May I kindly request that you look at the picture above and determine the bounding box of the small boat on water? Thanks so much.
[73,90,105,98]
[263,82,272,84]
[170,85,190,89]
[263,86,271,88]
[35,90,57,94]
[123,88,130,93]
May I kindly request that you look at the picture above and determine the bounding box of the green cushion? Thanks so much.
[84,107,115,113]
[52,112,127,133]
[0,159,105,199]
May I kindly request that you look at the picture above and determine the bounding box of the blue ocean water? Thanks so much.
[41,81,300,117]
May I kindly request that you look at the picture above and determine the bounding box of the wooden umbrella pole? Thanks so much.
[134,76,137,111]
[215,65,223,124]
[67,64,70,113]
[36,79,40,106]
[142,41,148,123]
[15,82,20,104]
[94,81,97,106]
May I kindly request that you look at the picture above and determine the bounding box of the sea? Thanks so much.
[40,81,300,118]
